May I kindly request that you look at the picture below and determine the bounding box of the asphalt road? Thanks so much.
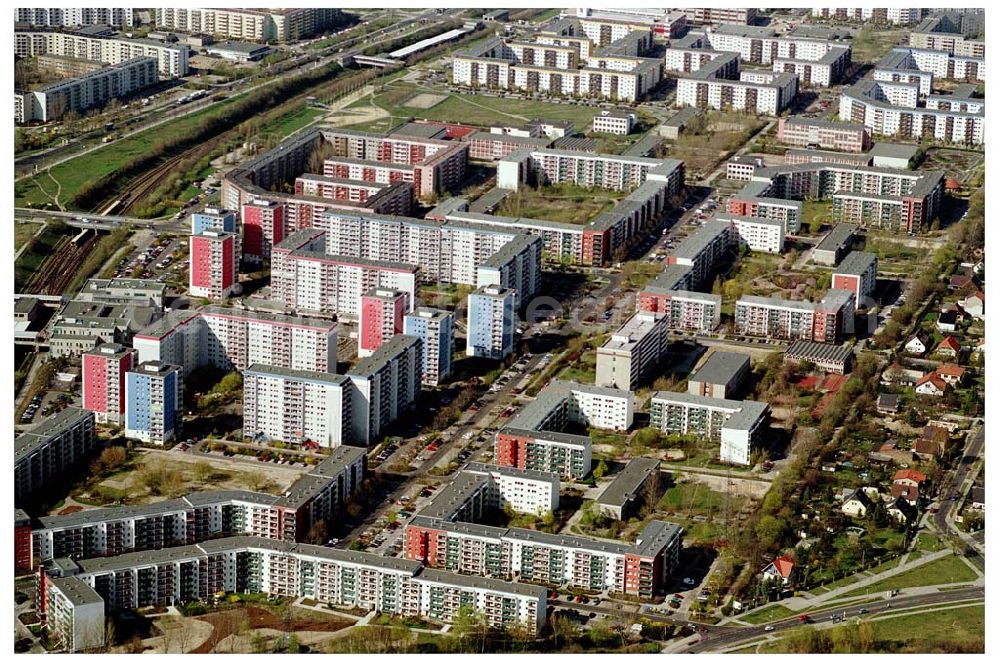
[688,586,985,653]
[933,424,985,571]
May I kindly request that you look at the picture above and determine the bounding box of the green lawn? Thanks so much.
[14,92,249,209]
[14,221,42,251]
[260,106,325,139]
[833,556,978,597]
[496,184,618,225]
[850,28,908,63]
[658,480,727,516]
[914,532,947,553]
[739,605,796,625]
[873,603,984,646]
[557,350,596,383]
[348,83,603,130]
[812,574,859,594]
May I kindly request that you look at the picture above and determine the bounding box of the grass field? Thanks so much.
[14,222,75,291]
[557,350,596,384]
[260,106,326,139]
[345,82,603,131]
[850,27,908,63]
[14,92,249,209]
[14,221,42,251]
[658,480,727,516]
[496,183,618,225]
[833,555,978,597]
[739,605,796,625]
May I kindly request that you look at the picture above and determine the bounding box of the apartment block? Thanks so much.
[839,80,983,146]
[14,27,189,77]
[674,53,799,115]
[735,289,855,343]
[359,289,408,358]
[422,464,561,522]
[16,8,135,28]
[909,14,984,58]
[467,285,516,360]
[596,311,670,391]
[189,230,237,299]
[596,458,661,520]
[776,117,872,152]
[190,207,237,235]
[241,199,285,262]
[649,392,769,466]
[405,515,682,599]
[82,343,137,425]
[832,251,878,308]
[681,8,757,25]
[453,19,664,103]
[29,447,368,565]
[271,229,418,321]
[464,131,553,161]
[637,284,722,333]
[346,335,422,446]
[294,174,413,216]
[665,219,735,287]
[134,307,337,377]
[40,574,105,652]
[154,7,342,42]
[243,365,352,448]
[731,162,944,233]
[14,408,96,504]
[688,351,751,399]
[124,361,182,445]
[810,8,923,26]
[16,56,157,123]
[404,308,454,386]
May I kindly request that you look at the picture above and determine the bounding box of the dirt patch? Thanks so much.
[192,607,353,653]
[57,504,84,515]
[406,92,447,109]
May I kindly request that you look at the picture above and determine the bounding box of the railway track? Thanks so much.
[25,231,99,295]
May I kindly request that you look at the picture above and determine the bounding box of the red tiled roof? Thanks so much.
[916,372,947,391]
[893,469,927,484]
[772,555,794,578]
[937,364,965,378]
[937,336,961,352]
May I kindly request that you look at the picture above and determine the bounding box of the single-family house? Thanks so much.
[887,496,918,525]
[936,364,966,386]
[761,555,795,586]
[881,364,923,387]
[935,336,961,359]
[868,440,915,467]
[960,291,985,320]
[841,488,875,518]
[915,371,947,396]
[969,486,985,513]
[876,393,900,415]
[913,424,950,460]
[949,274,974,291]
[936,311,959,333]
[891,468,927,505]
[904,331,931,356]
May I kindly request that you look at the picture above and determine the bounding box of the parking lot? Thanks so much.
[111,233,188,283]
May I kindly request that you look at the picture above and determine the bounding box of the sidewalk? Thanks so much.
[722,548,962,624]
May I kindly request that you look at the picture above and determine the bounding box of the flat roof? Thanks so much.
[596,457,660,508]
[600,312,665,352]
[244,363,349,386]
[418,567,546,598]
[834,251,877,276]
[208,40,270,54]
[348,334,420,378]
[814,223,857,253]
[48,575,104,606]
[868,142,920,160]
[690,351,750,387]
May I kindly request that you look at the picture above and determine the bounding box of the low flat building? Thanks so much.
[206,40,272,61]
[596,457,661,520]
[687,351,751,399]
[812,223,857,266]
[784,340,855,374]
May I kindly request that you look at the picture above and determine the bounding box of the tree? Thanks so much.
[193,461,215,483]
[754,515,786,552]
[95,446,127,473]
[592,459,608,482]
[550,612,579,649]
[245,470,270,492]
[285,633,301,654]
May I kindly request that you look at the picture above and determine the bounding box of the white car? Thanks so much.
[764,625,775,632]
[683,578,696,586]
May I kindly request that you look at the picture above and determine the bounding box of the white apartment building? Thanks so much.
[345,335,422,446]
[15,8,135,28]
[553,381,635,432]
[638,285,722,333]
[154,7,340,43]
[734,295,818,341]
[133,307,337,377]
[271,230,418,321]
[16,56,157,123]
[595,311,670,391]
[810,8,923,26]
[464,463,561,516]
[727,215,786,254]
[14,29,189,77]
[243,365,352,448]
[674,54,799,115]
[840,80,984,145]
[649,392,769,466]
[403,308,454,387]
